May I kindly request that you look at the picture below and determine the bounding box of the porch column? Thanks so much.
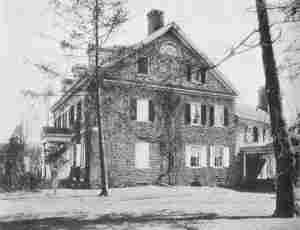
[243,152,247,180]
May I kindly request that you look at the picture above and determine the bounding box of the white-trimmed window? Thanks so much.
[135,142,150,169]
[210,146,230,168]
[215,105,224,127]
[191,103,201,125]
[185,145,207,168]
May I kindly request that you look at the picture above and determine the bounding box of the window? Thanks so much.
[137,57,148,74]
[215,105,224,127]
[130,98,155,122]
[253,127,259,142]
[185,145,207,168]
[210,146,230,168]
[135,142,150,169]
[191,103,201,125]
[186,103,207,126]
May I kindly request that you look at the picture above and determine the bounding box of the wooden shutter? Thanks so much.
[135,142,150,169]
[137,99,149,121]
[200,146,207,167]
[223,147,230,168]
[201,105,207,125]
[209,106,215,127]
[186,64,191,81]
[77,101,82,121]
[149,100,155,122]
[69,106,75,126]
[224,107,229,126]
[130,98,137,120]
[201,69,206,84]
[76,144,81,167]
[185,103,191,125]
[185,145,191,167]
[210,146,215,167]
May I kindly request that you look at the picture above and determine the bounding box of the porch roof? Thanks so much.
[41,126,73,144]
[241,143,300,155]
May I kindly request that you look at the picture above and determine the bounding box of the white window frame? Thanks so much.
[210,145,230,168]
[137,99,149,122]
[135,142,150,169]
[190,102,202,126]
[185,145,207,168]
[214,104,224,127]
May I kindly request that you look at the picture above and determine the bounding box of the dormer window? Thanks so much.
[137,57,148,74]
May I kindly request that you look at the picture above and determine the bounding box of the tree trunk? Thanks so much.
[255,0,297,217]
[95,0,108,196]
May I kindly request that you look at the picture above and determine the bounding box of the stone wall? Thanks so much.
[88,82,236,187]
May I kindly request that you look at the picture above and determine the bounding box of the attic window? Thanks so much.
[137,57,148,74]
[200,69,207,84]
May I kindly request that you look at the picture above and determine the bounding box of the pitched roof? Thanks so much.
[236,103,270,124]
[133,22,239,95]
[51,22,238,112]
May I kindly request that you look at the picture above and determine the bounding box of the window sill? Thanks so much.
[187,166,206,169]
[137,73,150,77]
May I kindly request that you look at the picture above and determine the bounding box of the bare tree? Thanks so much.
[255,0,300,217]
[29,0,128,196]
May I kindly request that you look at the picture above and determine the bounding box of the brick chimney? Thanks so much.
[147,9,164,35]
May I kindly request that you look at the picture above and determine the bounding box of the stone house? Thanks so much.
[42,10,239,188]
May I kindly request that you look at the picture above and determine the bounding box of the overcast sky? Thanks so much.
[0,0,293,142]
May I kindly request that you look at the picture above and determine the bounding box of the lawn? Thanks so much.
[0,186,299,229]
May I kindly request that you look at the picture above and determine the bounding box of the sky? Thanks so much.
[0,0,296,142]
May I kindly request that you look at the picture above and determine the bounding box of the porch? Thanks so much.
[240,143,300,189]
[41,126,89,188]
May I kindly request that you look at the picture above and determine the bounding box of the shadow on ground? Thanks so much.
[0,211,277,230]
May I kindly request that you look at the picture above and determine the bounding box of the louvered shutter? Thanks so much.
[223,147,230,167]
[130,98,137,120]
[76,144,81,167]
[201,69,206,84]
[185,145,191,167]
[149,100,155,122]
[185,103,191,125]
[186,64,191,81]
[210,146,215,167]
[135,142,150,169]
[209,106,215,127]
[137,99,149,121]
[201,105,207,125]
[200,146,207,167]
[224,107,229,126]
